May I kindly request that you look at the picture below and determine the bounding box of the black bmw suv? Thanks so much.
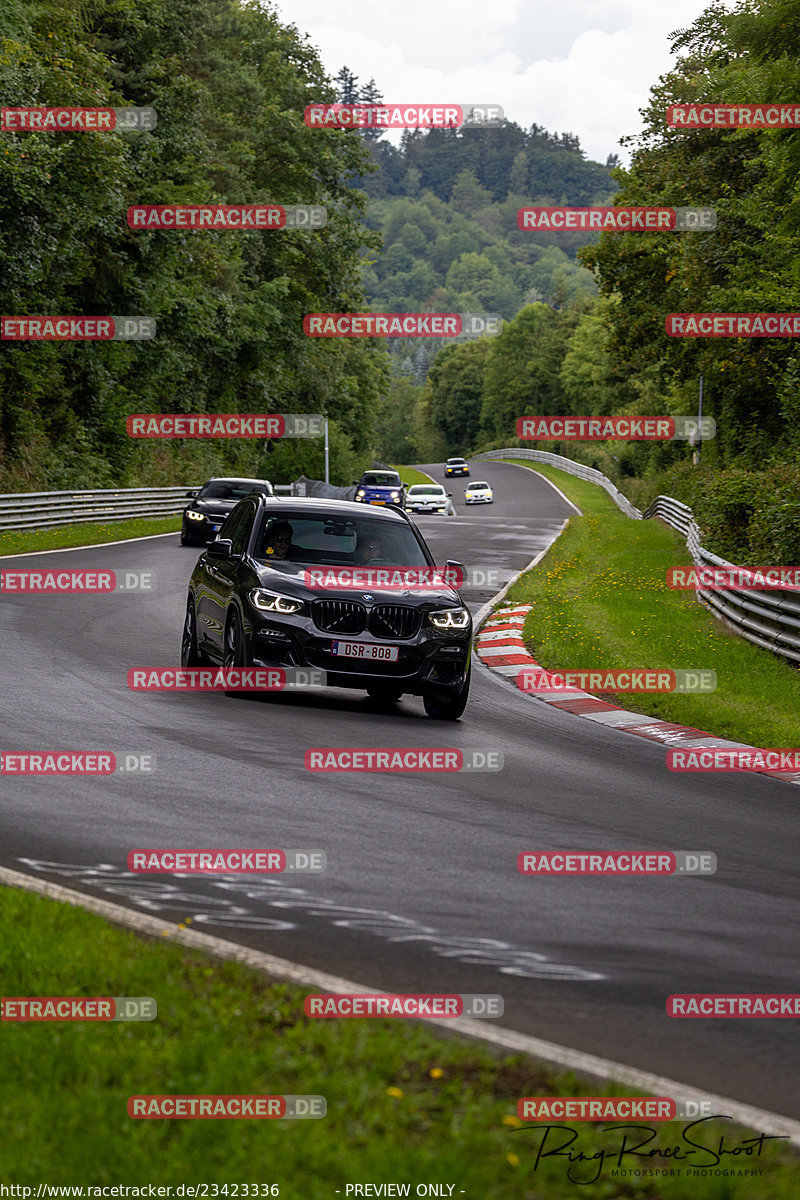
[181,495,472,718]
[181,477,274,546]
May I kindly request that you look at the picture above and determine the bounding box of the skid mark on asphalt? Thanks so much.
[16,857,603,981]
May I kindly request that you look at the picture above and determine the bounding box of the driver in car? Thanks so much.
[264,520,295,559]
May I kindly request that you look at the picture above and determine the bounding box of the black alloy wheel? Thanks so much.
[181,598,205,667]
[423,665,471,720]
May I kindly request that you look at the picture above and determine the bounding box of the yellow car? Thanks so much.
[464,480,493,504]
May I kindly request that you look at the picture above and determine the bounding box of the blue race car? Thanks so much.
[353,469,406,509]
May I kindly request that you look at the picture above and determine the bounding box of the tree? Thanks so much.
[428,339,491,451]
[357,76,384,143]
[480,303,579,439]
[0,0,388,490]
[335,66,360,103]
[580,0,800,467]
[373,372,421,462]
[449,169,495,216]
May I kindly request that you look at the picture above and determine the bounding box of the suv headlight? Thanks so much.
[356,489,366,499]
[249,588,304,615]
[429,607,470,629]
[390,490,400,500]
[185,509,205,521]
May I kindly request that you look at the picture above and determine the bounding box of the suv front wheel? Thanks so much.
[423,666,470,720]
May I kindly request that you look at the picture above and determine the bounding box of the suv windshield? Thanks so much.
[198,480,269,500]
[361,473,401,487]
[253,514,428,566]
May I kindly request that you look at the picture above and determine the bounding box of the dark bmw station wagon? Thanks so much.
[181,495,472,719]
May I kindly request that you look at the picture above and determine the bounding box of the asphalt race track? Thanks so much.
[2,460,799,1118]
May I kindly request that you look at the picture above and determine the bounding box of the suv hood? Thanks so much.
[253,562,461,607]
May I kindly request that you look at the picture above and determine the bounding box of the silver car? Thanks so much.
[404,484,451,515]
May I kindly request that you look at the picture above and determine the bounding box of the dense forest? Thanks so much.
[373,0,800,561]
[0,0,387,490]
[0,0,614,491]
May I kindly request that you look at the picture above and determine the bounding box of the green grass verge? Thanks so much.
[498,459,800,746]
[0,516,182,557]
[389,464,435,486]
[1,886,796,1195]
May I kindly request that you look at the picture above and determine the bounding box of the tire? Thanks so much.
[223,608,249,695]
[181,597,205,667]
[366,685,403,708]
[423,665,470,720]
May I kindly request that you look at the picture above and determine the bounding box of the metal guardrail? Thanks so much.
[0,480,319,531]
[0,486,197,531]
[474,447,642,518]
[476,448,800,665]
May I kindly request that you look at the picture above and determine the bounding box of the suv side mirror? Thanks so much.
[443,560,466,587]
[207,538,232,559]
[185,489,198,497]
[353,480,359,486]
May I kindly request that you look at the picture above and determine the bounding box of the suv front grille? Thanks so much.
[312,599,366,635]
[368,605,421,639]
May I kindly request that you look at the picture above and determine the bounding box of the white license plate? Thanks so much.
[331,641,399,661]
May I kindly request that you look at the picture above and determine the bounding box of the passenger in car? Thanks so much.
[356,533,384,564]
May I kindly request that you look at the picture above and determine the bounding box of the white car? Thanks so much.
[464,480,493,504]
[405,483,450,515]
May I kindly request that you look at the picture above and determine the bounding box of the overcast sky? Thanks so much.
[275,0,731,164]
